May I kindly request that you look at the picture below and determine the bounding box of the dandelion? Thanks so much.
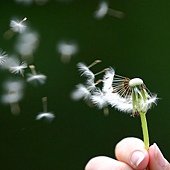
[27,65,47,84]
[110,76,157,149]
[57,41,78,63]
[0,49,8,65]
[72,60,157,150]
[36,97,55,122]
[1,80,24,115]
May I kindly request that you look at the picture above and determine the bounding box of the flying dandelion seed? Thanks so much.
[2,56,27,76]
[1,80,24,115]
[0,49,8,65]
[36,97,55,122]
[9,60,27,76]
[57,41,78,63]
[94,1,108,19]
[94,1,124,19]
[15,30,39,63]
[72,60,113,114]
[2,56,19,70]
[10,17,27,33]
[27,65,47,85]
[71,60,102,101]
[4,17,27,39]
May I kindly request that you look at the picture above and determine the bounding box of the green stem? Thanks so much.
[140,112,149,150]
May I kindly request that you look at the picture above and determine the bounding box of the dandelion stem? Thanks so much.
[140,112,149,150]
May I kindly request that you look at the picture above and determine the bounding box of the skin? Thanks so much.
[85,137,170,170]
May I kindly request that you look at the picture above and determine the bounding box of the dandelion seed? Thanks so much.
[94,1,108,19]
[2,56,18,69]
[57,41,78,63]
[77,60,101,80]
[72,60,103,101]
[94,1,125,19]
[15,30,39,62]
[9,60,27,76]
[36,97,55,122]
[89,68,115,115]
[102,68,115,93]
[0,49,8,65]
[10,17,27,33]
[27,65,47,84]
[71,84,91,101]
[2,56,27,76]
[1,80,24,115]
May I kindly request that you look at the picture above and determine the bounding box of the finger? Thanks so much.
[148,143,170,170]
[115,137,149,170]
[85,156,133,170]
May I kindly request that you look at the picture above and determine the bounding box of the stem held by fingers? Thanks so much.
[140,112,149,150]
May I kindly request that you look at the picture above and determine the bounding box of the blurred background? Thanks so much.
[0,0,170,169]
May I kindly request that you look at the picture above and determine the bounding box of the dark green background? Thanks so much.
[0,0,170,169]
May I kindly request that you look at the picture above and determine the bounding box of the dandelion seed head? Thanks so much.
[129,78,143,87]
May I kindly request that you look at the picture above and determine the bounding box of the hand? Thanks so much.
[85,137,170,170]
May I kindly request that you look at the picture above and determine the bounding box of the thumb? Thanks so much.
[149,143,170,170]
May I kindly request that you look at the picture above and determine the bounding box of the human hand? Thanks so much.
[85,137,170,170]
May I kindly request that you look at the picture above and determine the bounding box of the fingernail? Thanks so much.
[130,150,145,168]
[153,143,169,168]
